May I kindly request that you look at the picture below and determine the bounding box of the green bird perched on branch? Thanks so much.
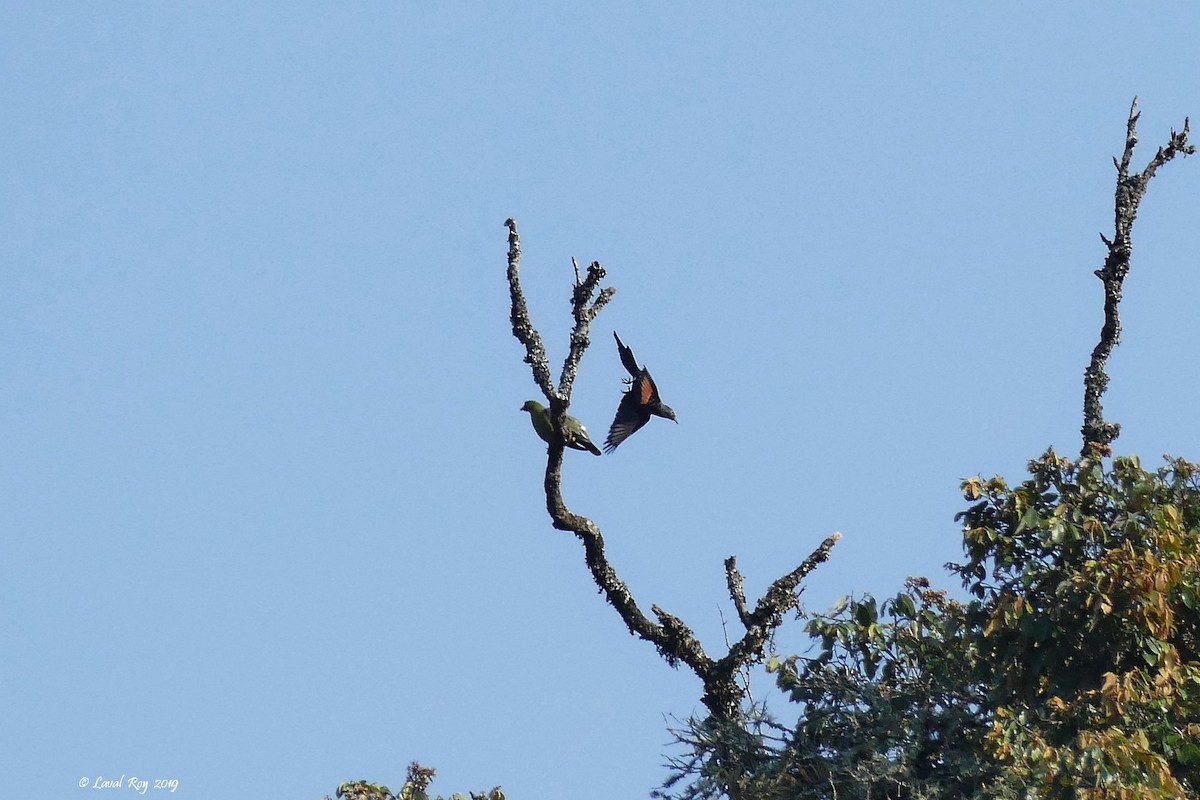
[520,400,603,455]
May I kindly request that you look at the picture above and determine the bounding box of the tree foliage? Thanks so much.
[326,762,504,800]
[956,452,1200,798]
[663,453,1200,799]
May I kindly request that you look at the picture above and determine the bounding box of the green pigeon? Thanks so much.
[520,400,603,456]
[604,331,677,453]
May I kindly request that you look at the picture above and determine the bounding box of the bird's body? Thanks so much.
[520,400,602,455]
[604,332,677,452]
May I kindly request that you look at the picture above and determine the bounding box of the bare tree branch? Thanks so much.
[1081,99,1194,457]
[707,533,841,718]
[505,218,839,723]
[725,557,752,628]
[506,218,554,401]
[560,260,615,403]
[506,218,689,667]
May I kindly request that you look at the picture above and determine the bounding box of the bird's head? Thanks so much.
[657,404,678,423]
[520,400,545,415]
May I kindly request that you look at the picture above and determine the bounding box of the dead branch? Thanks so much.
[505,218,838,722]
[1081,99,1193,457]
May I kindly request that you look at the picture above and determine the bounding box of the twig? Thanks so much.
[561,260,615,403]
[1081,99,1193,457]
[725,557,752,628]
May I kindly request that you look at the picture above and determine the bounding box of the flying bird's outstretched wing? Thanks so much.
[604,376,653,453]
[613,331,641,378]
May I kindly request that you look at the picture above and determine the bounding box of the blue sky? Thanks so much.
[3,4,1199,799]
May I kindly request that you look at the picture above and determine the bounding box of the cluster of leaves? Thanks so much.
[665,452,1200,800]
[658,578,997,800]
[769,578,996,799]
[326,763,504,800]
[954,451,1200,798]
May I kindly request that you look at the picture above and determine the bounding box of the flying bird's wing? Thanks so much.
[637,369,663,405]
[613,331,641,378]
[604,372,657,452]
[604,394,647,452]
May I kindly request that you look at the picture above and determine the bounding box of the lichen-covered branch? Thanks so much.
[1081,99,1193,457]
[560,259,615,403]
[707,534,841,718]
[724,557,751,628]
[505,218,838,723]
[506,218,554,401]
[506,218,685,665]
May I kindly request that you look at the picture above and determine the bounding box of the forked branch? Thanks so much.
[505,218,839,721]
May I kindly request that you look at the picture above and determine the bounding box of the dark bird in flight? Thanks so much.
[521,400,603,455]
[604,331,677,453]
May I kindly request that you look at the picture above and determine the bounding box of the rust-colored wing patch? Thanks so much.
[637,373,654,405]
